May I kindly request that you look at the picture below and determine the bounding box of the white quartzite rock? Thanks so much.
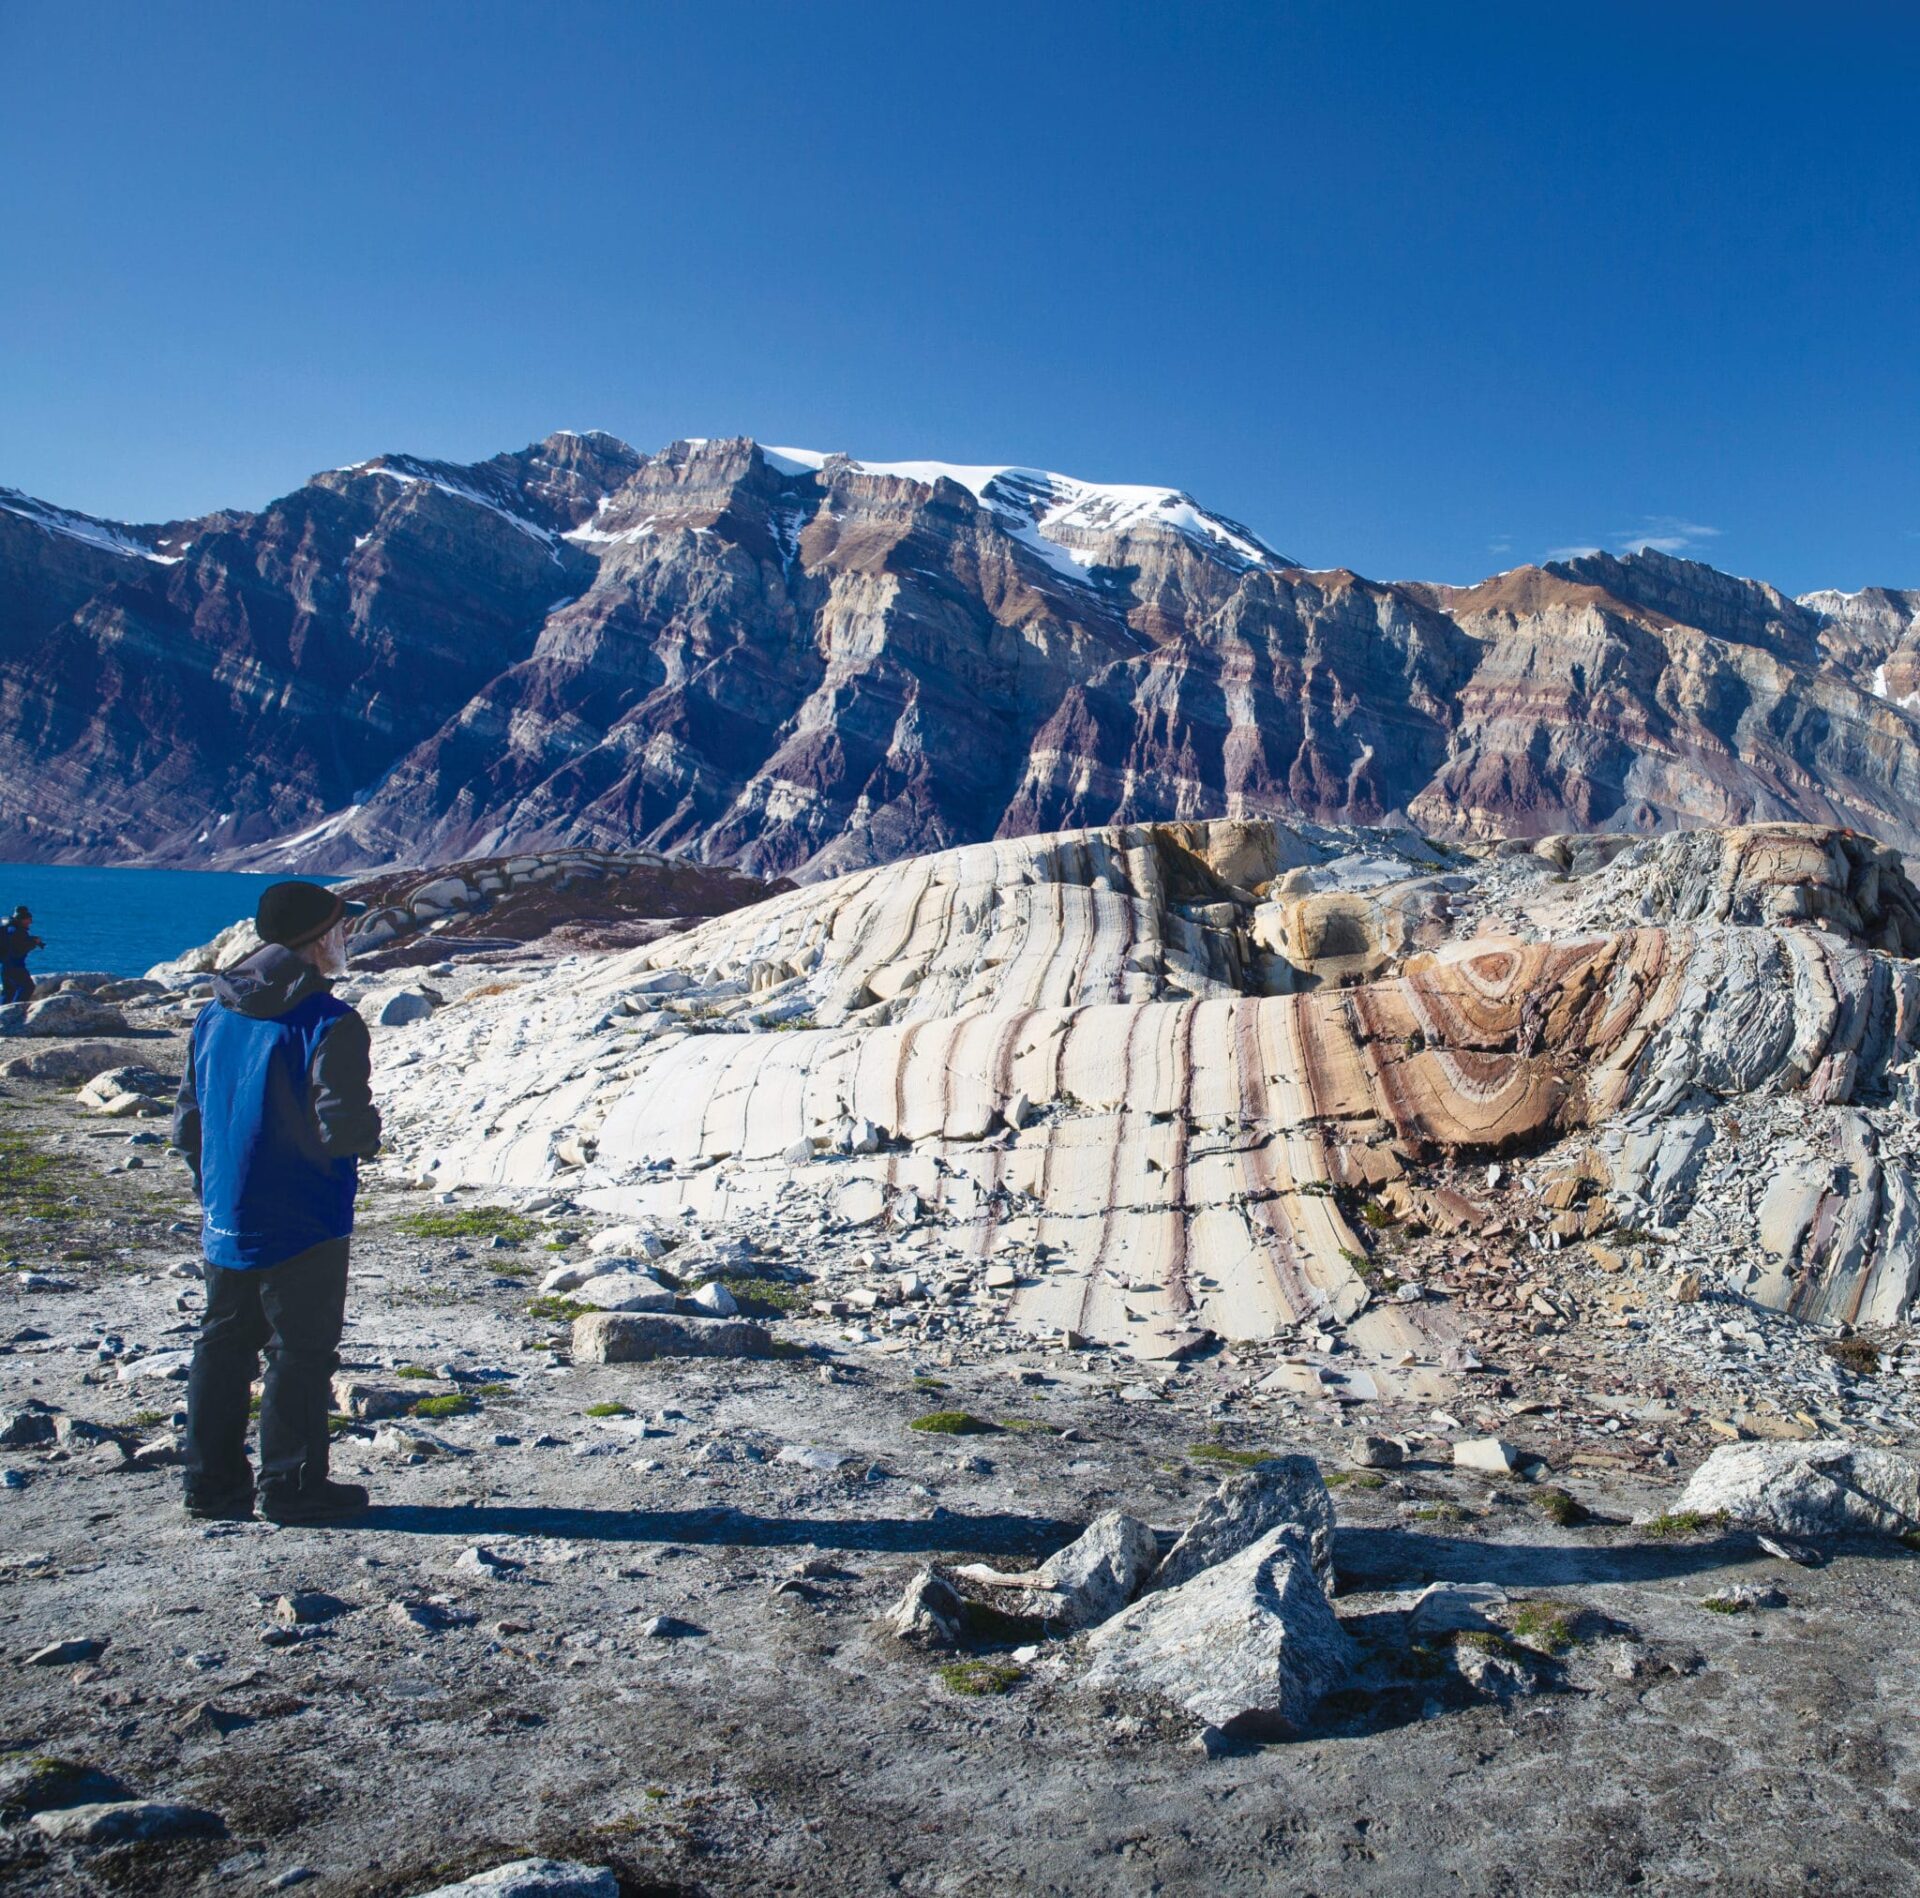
[366,988,438,1028]
[1453,1437,1520,1476]
[408,1859,618,1898]
[1151,1456,1336,1596]
[570,1267,678,1313]
[1672,1440,1920,1538]
[1084,1526,1354,1738]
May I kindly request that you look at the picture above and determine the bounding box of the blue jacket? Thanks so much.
[173,944,382,1270]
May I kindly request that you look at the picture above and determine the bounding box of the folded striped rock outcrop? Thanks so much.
[374,817,1920,1363]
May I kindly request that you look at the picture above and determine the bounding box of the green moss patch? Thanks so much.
[1641,1509,1727,1539]
[527,1294,592,1324]
[936,1660,1024,1697]
[395,1205,537,1244]
[725,1277,806,1315]
[0,1132,76,1222]
[909,1411,999,1435]
[410,1393,472,1420]
[1508,1600,1578,1654]
[585,1402,633,1419]
[1188,1442,1273,1470]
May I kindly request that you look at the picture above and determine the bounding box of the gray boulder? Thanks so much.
[570,1312,772,1364]
[5,993,131,1039]
[1031,1510,1159,1629]
[1084,1525,1354,1737]
[1670,1440,1920,1538]
[0,1402,58,1448]
[1151,1455,1336,1595]
[0,1756,130,1818]
[0,1040,137,1083]
[31,1799,224,1844]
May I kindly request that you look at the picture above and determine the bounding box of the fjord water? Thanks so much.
[0,863,326,978]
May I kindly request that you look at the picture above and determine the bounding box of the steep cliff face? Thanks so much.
[3,434,1918,871]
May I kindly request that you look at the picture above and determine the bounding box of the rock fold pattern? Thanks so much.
[375,817,1920,1359]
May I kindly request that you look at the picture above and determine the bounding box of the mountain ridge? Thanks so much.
[4,430,1920,876]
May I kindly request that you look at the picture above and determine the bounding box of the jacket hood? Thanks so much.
[212,942,331,1019]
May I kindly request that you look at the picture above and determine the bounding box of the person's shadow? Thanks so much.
[350,1501,1082,1558]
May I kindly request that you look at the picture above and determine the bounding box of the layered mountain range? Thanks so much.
[4,430,1920,875]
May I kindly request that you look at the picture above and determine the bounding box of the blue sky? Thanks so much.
[3,0,1916,594]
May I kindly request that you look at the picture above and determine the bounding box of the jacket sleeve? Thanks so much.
[310,1010,382,1158]
[172,1021,203,1193]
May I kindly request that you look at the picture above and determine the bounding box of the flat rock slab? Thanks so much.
[1673,1439,1920,1537]
[1454,1436,1520,1475]
[571,1312,773,1364]
[31,1799,225,1844]
[411,1861,618,1898]
[1085,1525,1354,1737]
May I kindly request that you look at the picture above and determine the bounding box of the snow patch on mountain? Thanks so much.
[761,447,1287,576]
[361,460,564,562]
[0,489,179,564]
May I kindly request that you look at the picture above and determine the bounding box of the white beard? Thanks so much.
[314,926,350,979]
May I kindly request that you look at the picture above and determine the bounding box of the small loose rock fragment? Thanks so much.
[640,1615,704,1640]
[389,1596,478,1633]
[1352,1435,1405,1469]
[885,1567,966,1649]
[272,1590,350,1626]
[25,1637,108,1666]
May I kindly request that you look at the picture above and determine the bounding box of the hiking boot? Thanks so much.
[184,1487,254,1522]
[257,1480,369,1525]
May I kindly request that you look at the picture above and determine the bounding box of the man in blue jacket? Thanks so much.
[174,880,381,1525]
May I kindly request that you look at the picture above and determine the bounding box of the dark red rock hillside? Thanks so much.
[339,849,788,968]
[4,434,1920,876]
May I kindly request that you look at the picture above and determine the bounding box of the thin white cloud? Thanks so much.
[1615,516,1721,556]
[1541,517,1721,565]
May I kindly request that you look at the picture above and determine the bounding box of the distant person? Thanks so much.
[1,905,42,1003]
[173,881,381,1525]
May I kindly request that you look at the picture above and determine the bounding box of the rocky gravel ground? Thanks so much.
[4,1063,1920,1896]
